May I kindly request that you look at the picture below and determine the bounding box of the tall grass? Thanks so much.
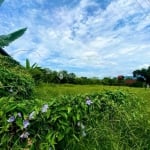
[1,83,150,149]
[34,83,150,101]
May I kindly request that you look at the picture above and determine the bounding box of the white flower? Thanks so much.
[81,123,85,129]
[77,122,85,129]
[77,121,81,126]
[23,120,30,128]
[29,111,35,120]
[86,99,93,105]
[82,131,86,137]
[20,132,30,139]
[7,116,15,123]
[17,112,22,118]
[9,88,13,93]
[41,104,49,113]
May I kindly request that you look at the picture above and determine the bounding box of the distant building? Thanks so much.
[125,79,136,85]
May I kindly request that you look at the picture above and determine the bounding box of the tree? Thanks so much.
[68,73,76,83]
[133,66,150,84]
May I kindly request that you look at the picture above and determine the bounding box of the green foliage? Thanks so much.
[0,28,27,48]
[133,66,150,84]
[0,0,4,6]
[25,59,38,70]
[0,55,34,99]
[24,59,44,85]
[0,90,150,150]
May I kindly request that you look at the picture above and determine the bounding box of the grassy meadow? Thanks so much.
[35,83,150,116]
[1,83,150,149]
[34,83,150,102]
[33,84,150,149]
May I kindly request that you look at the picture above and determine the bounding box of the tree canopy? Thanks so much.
[133,66,150,84]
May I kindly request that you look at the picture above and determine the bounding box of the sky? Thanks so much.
[0,0,150,78]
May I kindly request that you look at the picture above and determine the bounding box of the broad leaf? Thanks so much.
[0,28,27,47]
[0,0,4,6]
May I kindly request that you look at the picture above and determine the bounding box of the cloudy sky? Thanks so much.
[0,0,150,78]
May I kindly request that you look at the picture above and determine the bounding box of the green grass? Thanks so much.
[33,83,150,149]
[34,83,150,114]
[1,83,150,149]
[34,83,150,99]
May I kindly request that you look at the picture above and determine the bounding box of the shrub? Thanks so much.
[0,55,34,99]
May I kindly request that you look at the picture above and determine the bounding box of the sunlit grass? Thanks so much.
[34,83,150,115]
[34,83,149,98]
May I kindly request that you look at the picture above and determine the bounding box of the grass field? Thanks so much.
[1,83,150,149]
[34,83,150,101]
[33,83,150,149]
[34,83,150,115]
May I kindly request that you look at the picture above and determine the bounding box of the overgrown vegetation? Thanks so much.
[1,90,150,150]
[1,1,150,149]
[0,55,34,99]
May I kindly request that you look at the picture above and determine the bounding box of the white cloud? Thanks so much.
[0,0,150,77]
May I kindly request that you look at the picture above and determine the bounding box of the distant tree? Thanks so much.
[90,77,101,84]
[117,75,124,80]
[117,75,125,85]
[133,66,150,84]
[101,77,113,85]
[68,73,76,83]
[57,70,70,83]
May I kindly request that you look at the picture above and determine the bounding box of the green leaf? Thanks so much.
[56,132,64,141]
[16,118,23,129]
[0,28,27,47]
[67,107,72,114]
[26,58,30,70]
[0,0,4,6]
[73,134,80,142]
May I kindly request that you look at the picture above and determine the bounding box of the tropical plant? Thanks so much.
[25,59,38,70]
[0,28,27,48]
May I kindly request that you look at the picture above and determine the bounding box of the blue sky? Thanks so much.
[0,0,150,78]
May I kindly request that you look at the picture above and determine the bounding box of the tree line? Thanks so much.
[25,59,150,87]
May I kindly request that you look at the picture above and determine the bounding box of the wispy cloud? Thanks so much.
[0,0,150,77]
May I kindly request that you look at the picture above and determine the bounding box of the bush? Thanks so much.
[0,55,34,99]
[0,90,150,150]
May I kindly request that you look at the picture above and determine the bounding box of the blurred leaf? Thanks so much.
[0,0,4,6]
[0,28,27,47]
